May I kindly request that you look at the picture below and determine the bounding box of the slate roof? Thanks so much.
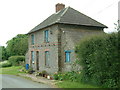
[28,7,107,34]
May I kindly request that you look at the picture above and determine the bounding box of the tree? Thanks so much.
[6,34,28,58]
[0,46,2,61]
[0,46,8,61]
[114,20,120,32]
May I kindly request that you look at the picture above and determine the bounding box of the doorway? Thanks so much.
[36,51,39,70]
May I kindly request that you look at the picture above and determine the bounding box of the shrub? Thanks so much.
[0,61,12,67]
[41,70,48,77]
[19,66,27,73]
[8,56,25,66]
[76,33,119,88]
[53,71,81,81]
[27,66,34,74]
[35,72,42,76]
[20,65,35,74]
[53,73,59,80]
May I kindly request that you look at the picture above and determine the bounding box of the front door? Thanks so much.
[36,51,39,70]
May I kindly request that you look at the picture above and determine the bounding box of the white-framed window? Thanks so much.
[31,51,35,63]
[44,30,49,42]
[45,51,50,67]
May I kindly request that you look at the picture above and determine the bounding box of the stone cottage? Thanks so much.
[26,3,107,73]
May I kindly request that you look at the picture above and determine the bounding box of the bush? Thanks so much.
[76,33,119,88]
[53,71,81,81]
[41,70,48,77]
[35,72,42,76]
[27,66,34,74]
[8,56,25,66]
[19,66,27,73]
[0,61,12,67]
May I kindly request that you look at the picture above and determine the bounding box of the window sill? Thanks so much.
[45,66,50,68]
[44,42,49,43]
[64,62,71,65]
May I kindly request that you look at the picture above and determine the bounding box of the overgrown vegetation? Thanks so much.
[0,46,2,61]
[0,61,12,67]
[53,71,81,82]
[76,33,119,88]
[0,56,25,68]
[0,46,9,61]
[8,56,25,66]
[27,66,35,74]
[0,34,27,68]
[0,34,28,60]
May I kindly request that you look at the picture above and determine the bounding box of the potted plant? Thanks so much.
[41,70,47,77]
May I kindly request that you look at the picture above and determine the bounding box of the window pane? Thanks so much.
[31,51,34,63]
[65,52,70,62]
[31,35,34,45]
[44,30,49,42]
[45,51,49,66]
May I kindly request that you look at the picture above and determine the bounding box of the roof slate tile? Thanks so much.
[28,7,107,34]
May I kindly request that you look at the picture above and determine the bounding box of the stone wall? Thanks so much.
[26,23,104,74]
[58,24,104,72]
[27,24,60,74]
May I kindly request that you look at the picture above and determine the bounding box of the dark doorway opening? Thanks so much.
[36,51,39,70]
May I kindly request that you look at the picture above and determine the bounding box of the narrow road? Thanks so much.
[0,74,51,88]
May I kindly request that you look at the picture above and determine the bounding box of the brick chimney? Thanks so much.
[56,3,65,12]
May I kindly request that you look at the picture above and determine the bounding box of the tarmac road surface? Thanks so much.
[0,74,51,89]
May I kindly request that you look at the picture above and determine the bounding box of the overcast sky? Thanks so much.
[0,0,119,46]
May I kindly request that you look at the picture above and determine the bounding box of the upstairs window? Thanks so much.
[45,51,50,67]
[44,30,49,42]
[31,34,35,45]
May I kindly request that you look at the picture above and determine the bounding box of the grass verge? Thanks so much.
[56,80,99,88]
[0,66,25,75]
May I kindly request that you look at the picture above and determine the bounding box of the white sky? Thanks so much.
[0,0,119,46]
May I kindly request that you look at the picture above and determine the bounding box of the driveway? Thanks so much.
[0,74,51,89]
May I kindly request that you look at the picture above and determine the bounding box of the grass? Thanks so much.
[0,66,25,75]
[56,80,99,88]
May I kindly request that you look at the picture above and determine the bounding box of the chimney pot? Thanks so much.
[56,3,65,12]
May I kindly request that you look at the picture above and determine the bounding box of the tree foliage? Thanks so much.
[6,34,28,58]
[0,46,2,61]
[8,56,25,66]
[0,46,8,61]
[114,20,120,32]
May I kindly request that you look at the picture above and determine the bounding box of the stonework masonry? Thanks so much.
[27,25,60,73]
[26,3,107,74]
[26,24,104,74]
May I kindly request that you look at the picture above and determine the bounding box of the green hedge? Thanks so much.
[0,61,12,68]
[8,56,25,66]
[76,33,119,88]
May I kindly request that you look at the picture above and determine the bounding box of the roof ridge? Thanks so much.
[60,7,69,17]
[28,6,107,34]
[57,7,69,22]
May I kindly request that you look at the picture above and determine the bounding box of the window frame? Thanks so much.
[44,30,49,43]
[31,51,35,64]
[45,51,50,67]
[31,34,35,45]
[65,51,71,62]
